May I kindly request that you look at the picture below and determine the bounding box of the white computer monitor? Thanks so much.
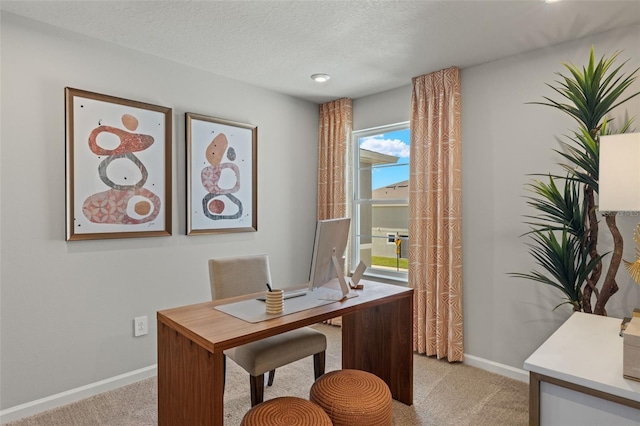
[308,217,355,300]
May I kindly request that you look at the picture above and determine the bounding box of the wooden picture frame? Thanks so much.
[65,87,172,241]
[186,112,257,235]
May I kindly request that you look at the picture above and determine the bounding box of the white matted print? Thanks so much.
[65,88,172,240]
[186,113,257,235]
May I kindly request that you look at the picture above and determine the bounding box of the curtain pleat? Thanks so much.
[409,67,463,361]
[317,98,352,327]
[317,98,352,220]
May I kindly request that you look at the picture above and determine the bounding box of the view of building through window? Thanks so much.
[352,123,410,279]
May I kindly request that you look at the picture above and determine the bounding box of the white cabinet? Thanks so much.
[524,312,640,425]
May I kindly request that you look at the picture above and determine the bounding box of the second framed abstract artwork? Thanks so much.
[186,113,257,235]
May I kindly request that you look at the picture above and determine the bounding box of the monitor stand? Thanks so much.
[316,255,359,301]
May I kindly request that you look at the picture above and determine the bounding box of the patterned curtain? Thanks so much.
[409,67,463,361]
[317,98,352,327]
[317,98,352,220]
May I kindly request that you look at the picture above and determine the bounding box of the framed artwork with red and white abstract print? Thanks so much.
[186,112,257,235]
[65,87,172,240]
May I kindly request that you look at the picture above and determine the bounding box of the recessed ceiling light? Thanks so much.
[544,0,562,3]
[311,73,331,83]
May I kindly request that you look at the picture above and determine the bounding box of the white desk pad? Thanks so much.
[215,287,341,323]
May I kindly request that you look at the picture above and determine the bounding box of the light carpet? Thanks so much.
[6,324,528,425]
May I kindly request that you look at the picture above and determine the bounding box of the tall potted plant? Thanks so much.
[512,48,639,315]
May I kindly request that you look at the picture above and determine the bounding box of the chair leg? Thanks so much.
[313,351,326,380]
[267,369,276,386]
[250,374,264,407]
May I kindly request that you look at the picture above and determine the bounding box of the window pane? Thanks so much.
[353,205,409,273]
[357,164,409,199]
[353,232,408,273]
[352,123,410,278]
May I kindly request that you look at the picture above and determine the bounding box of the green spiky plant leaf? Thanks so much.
[511,229,606,311]
[523,176,585,239]
[531,49,640,135]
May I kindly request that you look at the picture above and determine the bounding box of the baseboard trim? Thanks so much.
[0,365,157,424]
[463,354,530,383]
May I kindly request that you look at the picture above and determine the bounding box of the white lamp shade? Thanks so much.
[599,133,640,212]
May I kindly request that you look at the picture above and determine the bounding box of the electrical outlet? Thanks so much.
[134,316,148,337]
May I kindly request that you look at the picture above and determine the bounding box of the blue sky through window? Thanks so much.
[359,127,410,190]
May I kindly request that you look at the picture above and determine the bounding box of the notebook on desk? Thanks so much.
[255,289,307,301]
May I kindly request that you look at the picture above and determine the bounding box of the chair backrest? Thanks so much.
[208,254,272,300]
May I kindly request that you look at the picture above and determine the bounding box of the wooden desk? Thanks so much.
[524,312,640,426]
[157,280,413,425]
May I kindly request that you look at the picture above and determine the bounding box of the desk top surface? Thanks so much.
[524,312,640,402]
[157,280,412,353]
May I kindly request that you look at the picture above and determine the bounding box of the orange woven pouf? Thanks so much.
[240,396,333,426]
[310,369,392,426]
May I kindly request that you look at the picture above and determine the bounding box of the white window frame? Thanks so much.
[351,121,409,282]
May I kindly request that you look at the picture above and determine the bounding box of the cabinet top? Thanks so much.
[524,312,640,402]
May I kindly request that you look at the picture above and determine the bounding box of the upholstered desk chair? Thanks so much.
[208,254,327,407]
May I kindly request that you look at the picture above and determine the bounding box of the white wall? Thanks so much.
[353,23,640,371]
[0,13,319,411]
[353,85,411,131]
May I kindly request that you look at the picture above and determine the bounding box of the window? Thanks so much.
[351,122,410,280]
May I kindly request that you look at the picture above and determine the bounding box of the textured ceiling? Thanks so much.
[2,0,640,104]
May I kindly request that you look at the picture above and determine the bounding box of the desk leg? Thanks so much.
[158,322,225,426]
[342,294,413,405]
[529,372,540,426]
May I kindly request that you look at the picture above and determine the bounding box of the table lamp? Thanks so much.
[600,133,640,283]
[600,133,640,380]
[599,133,640,213]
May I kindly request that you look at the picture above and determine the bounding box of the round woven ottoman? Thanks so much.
[240,396,332,426]
[310,369,392,426]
